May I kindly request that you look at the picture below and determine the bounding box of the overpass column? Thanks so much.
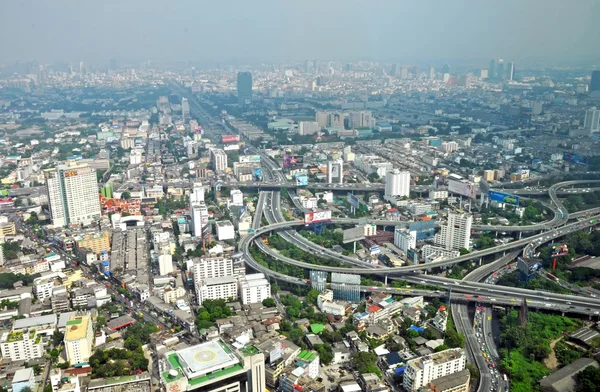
[384,275,388,286]
[479,258,483,266]
[518,232,522,239]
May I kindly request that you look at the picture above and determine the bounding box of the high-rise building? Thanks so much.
[190,182,205,204]
[435,212,473,251]
[483,170,495,182]
[403,348,466,391]
[210,149,228,172]
[239,273,271,305]
[590,70,600,92]
[496,59,505,80]
[298,121,320,135]
[394,228,417,253]
[181,97,190,123]
[44,164,101,227]
[584,107,600,133]
[327,159,344,184]
[348,110,374,128]
[385,169,410,199]
[506,62,514,81]
[237,72,253,106]
[401,67,409,79]
[429,66,435,79]
[64,314,94,366]
[488,59,496,79]
[190,201,209,237]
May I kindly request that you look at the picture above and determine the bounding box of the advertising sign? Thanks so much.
[283,155,304,168]
[488,190,520,206]
[295,175,308,186]
[222,135,240,143]
[239,155,261,163]
[304,210,332,224]
[347,193,359,208]
[370,246,381,255]
[448,179,477,199]
[253,168,262,181]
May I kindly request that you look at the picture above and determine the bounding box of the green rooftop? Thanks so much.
[298,350,317,362]
[167,353,183,370]
[240,345,260,357]
[66,319,82,326]
[188,364,244,386]
[310,324,324,334]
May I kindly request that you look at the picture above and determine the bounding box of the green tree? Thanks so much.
[262,298,276,308]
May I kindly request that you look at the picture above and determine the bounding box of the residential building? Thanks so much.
[423,369,470,392]
[12,368,35,392]
[44,164,101,227]
[210,149,228,172]
[403,348,466,391]
[216,220,235,241]
[158,249,174,276]
[0,315,57,361]
[584,107,600,133]
[190,201,209,237]
[327,159,344,184]
[73,231,111,255]
[237,72,253,106]
[385,169,410,199]
[422,245,460,262]
[483,170,495,182]
[394,228,417,253]
[298,121,320,136]
[64,314,94,366]
[239,273,271,305]
[435,212,472,251]
[196,276,238,304]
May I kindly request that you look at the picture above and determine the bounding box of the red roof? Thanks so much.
[368,305,382,313]
[388,208,398,213]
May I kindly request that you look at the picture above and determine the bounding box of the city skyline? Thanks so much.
[1,0,600,66]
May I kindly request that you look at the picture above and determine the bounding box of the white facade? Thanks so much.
[429,190,448,200]
[64,314,94,366]
[364,224,377,237]
[385,169,410,199]
[584,108,600,133]
[216,221,235,241]
[197,276,238,304]
[435,212,472,251]
[239,273,271,305]
[0,332,44,361]
[394,229,417,253]
[421,245,460,262]
[441,141,459,153]
[190,201,209,237]
[230,189,244,206]
[298,121,320,136]
[44,164,101,227]
[159,252,174,275]
[190,182,205,204]
[191,256,233,281]
[403,348,466,391]
[327,159,344,184]
[211,149,228,172]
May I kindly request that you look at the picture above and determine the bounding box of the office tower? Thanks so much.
[327,159,344,184]
[591,71,600,92]
[441,64,450,74]
[496,59,505,80]
[385,169,410,199]
[64,314,94,366]
[181,97,190,123]
[403,348,466,391]
[391,63,400,76]
[304,60,312,73]
[237,71,253,106]
[79,61,84,77]
[161,340,266,392]
[210,148,228,172]
[435,212,473,251]
[429,66,435,79]
[190,201,209,237]
[44,164,101,227]
[239,273,271,305]
[480,69,489,79]
[584,107,600,133]
[488,59,496,79]
[349,110,374,128]
[190,182,205,204]
[401,67,409,79]
[506,62,514,81]
[330,273,360,302]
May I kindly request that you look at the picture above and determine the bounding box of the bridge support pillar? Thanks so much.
[518,232,522,239]
[353,241,357,253]
[384,275,388,286]
[562,312,565,316]
[479,258,483,266]
[503,251,506,257]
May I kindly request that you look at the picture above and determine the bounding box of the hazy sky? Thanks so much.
[1,0,599,66]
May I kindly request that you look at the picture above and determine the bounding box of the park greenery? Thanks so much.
[576,365,600,392]
[196,298,233,329]
[498,310,581,392]
[266,233,348,268]
[0,272,37,289]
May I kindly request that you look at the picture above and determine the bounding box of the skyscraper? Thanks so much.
[488,59,496,79]
[181,97,190,123]
[429,66,435,80]
[591,71,600,92]
[496,59,505,80]
[44,164,101,227]
[385,169,410,199]
[506,62,515,81]
[584,107,600,133]
[237,72,253,106]
[435,212,473,251]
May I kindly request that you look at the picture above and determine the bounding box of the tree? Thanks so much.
[314,344,333,365]
[459,248,470,255]
[52,330,64,347]
[576,365,600,392]
[262,298,276,308]
[49,348,60,362]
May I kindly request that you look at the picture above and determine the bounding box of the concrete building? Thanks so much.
[394,228,417,253]
[403,348,466,391]
[423,368,470,392]
[44,164,101,227]
[181,97,190,123]
[158,250,174,276]
[190,201,209,237]
[298,121,320,136]
[12,368,35,392]
[385,169,410,200]
[584,107,600,133]
[239,273,271,305]
[327,159,344,184]
[539,357,598,392]
[216,220,235,241]
[210,149,228,172]
[196,276,238,304]
[0,315,57,361]
[190,182,205,204]
[483,170,495,182]
[64,314,94,366]
[237,72,253,106]
[435,212,472,251]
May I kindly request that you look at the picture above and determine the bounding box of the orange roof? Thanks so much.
[368,305,382,313]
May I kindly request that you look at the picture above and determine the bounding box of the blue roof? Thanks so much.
[409,326,425,333]
[384,352,403,365]
[395,366,406,374]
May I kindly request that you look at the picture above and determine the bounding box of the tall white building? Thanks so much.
[158,251,174,276]
[584,107,600,133]
[239,273,271,305]
[394,228,417,253]
[385,169,410,199]
[197,276,238,304]
[64,314,94,366]
[181,97,190,123]
[190,201,209,237]
[298,121,320,136]
[44,164,101,227]
[0,315,56,361]
[190,182,205,204]
[191,256,233,281]
[403,348,466,391]
[327,159,344,184]
[211,149,228,172]
[435,212,473,251]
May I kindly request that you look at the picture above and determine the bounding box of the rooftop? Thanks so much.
[65,315,90,341]
[167,340,240,382]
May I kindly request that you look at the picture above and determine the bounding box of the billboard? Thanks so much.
[305,210,332,224]
[239,155,261,163]
[488,190,520,206]
[448,179,477,199]
[370,246,381,255]
[253,168,262,181]
[283,155,304,168]
[222,135,240,143]
[347,193,360,208]
[295,175,308,186]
